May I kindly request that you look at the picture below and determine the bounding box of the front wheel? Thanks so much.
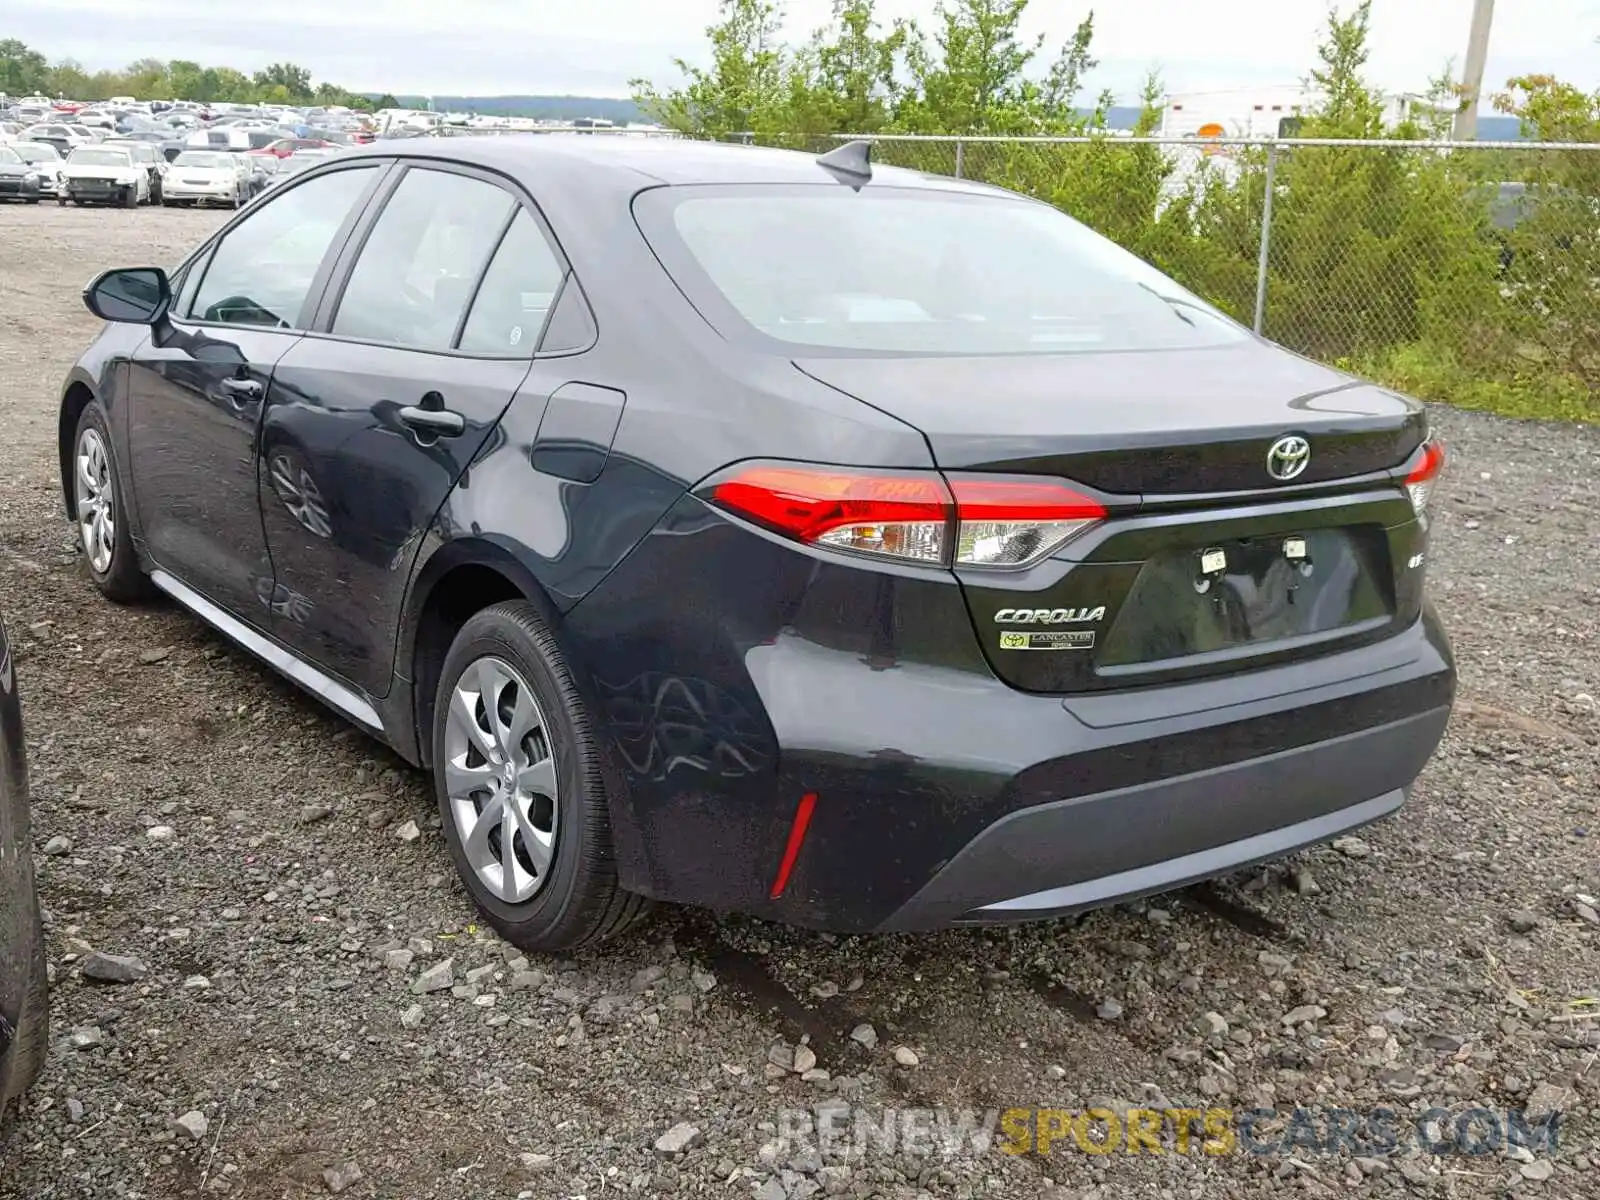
[431,601,650,952]
[72,404,152,603]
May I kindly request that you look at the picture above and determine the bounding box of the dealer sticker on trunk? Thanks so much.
[999,630,1095,651]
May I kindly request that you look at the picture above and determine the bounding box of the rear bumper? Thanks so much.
[878,705,1445,930]
[565,500,1455,934]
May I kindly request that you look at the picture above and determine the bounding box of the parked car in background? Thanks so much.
[11,142,63,198]
[23,122,91,157]
[120,140,167,204]
[0,145,43,203]
[161,149,249,207]
[236,152,273,199]
[60,144,149,207]
[259,137,336,158]
[0,607,46,1129]
[257,147,340,192]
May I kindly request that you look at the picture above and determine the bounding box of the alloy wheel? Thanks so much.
[75,427,115,574]
[442,657,559,903]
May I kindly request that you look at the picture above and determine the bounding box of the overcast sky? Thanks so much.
[7,0,1595,103]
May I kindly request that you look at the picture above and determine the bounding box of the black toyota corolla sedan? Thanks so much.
[1,608,46,1125]
[56,136,1454,950]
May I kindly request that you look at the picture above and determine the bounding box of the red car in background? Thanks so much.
[253,137,336,158]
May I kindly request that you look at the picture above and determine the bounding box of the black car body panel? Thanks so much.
[0,609,45,1118]
[58,136,1456,933]
[790,351,1426,493]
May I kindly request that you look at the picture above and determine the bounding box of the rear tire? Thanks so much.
[72,403,152,603]
[431,601,650,952]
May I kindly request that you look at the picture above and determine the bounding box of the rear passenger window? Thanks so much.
[332,168,514,351]
[189,165,378,328]
[457,210,565,354]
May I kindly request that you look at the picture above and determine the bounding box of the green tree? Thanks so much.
[167,59,206,100]
[0,38,50,95]
[253,62,313,100]
[809,0,907,132]
[897,0,1047,134]
[631,0,790,137]
[210,68,254,102]
[47,59,94,100]
[1037,13,1099,126]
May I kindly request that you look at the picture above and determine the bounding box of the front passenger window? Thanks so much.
[188,165,379,328]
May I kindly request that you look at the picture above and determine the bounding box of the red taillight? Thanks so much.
[711,465,951,564]
[1404,438,1445,515]
[706,464,1105,568]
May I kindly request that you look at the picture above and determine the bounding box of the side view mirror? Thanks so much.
[83,267,171,324]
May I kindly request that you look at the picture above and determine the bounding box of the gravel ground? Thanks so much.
[0,203,1597,1200]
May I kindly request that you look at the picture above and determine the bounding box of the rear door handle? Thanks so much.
[398,405,466,437]
[219,376,263,399]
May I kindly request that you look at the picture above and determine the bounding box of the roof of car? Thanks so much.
[339,134,994,197]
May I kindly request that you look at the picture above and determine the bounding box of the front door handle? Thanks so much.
[219,376,263,400]
[398,405,466,437]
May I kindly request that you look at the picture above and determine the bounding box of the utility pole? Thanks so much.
[1451,0,1495,141]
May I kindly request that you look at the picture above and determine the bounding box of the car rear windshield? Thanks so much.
[635,185,1247,356]
[69,148,133,167]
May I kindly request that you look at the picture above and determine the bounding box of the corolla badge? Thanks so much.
[1266,435,1311,482]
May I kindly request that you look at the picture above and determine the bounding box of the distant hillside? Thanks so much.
[381,96,1525,140]
[388,95,647,123]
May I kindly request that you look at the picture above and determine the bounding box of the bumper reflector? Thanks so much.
[769,792,818,899]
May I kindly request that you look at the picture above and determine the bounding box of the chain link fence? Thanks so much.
[795,134,1600,414]
[415,126,1600,413]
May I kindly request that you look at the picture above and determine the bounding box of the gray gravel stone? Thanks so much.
[411,957,454,994]
[654,1122,702,1154]
[323,1162,364,1193]
[170,1110,209,1141]
[80,951,147,984]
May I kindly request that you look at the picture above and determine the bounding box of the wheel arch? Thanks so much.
[57,375,100,521]
[399,538,567,770]
[395,536,650,895]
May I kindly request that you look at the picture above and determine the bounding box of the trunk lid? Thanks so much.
[793,343,1424,496]
[794,344,1430,694]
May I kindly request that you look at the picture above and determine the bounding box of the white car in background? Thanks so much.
[60,144,148,207]
[161,149,249,208]
[11,141,64,197]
